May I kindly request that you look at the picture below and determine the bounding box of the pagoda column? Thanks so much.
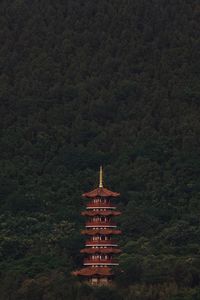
[73,166,121,286]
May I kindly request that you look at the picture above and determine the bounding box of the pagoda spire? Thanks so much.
[99,165,103,188]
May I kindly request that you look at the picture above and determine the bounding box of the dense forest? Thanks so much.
[0,0,200,299]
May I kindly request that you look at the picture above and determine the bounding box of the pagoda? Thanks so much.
[73,166,121,285]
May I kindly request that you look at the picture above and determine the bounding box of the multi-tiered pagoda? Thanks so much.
[73,166,121,285]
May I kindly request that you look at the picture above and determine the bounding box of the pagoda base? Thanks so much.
[73,266,113,276]
[73,266,114,286]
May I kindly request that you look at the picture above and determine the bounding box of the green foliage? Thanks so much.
[0,0,199,299]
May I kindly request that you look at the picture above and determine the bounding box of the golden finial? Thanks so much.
[99,165,103,188]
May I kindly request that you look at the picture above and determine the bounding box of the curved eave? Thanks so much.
[82,187,120,198]
[81,229,122,235]
[80,248,122,254]
[72,266,113,277]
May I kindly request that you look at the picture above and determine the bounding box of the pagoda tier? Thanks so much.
[81,229,122,235]
[81,248,122,254]
[84,258,118,265]
[85,238,118,246]
[85,221,117,227]
[86,201,117,209]
[73,167,121,286]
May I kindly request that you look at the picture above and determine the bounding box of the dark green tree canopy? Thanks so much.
[0,0,199,299]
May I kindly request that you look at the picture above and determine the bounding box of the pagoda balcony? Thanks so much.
[84,258,118,265]
[85,221,117,227]
[85,239,118,246]
[86,202,116,209]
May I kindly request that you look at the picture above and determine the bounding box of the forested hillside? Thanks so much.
[0,0,199,299]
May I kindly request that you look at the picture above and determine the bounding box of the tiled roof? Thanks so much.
[73,266,113,276]
[81,210,121,216]
[82,187,120,198]
[81,228,122,235]
[80,247,122,254]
